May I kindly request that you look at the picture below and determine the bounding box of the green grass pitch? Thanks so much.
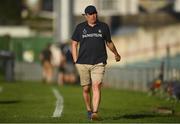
[0,81,180,123]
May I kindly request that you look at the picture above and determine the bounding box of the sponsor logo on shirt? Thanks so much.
[83,29,87,34]
[82,29,102,38]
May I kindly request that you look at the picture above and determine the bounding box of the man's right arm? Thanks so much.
[71,40,79,63]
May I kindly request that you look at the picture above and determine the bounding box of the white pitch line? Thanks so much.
[52,88,64,117]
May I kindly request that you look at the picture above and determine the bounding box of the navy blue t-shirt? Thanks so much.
[71,21,112,65]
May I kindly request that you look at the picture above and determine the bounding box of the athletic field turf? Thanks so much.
[0,81,180,123]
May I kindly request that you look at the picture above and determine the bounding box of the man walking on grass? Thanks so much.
[71,5,121,120]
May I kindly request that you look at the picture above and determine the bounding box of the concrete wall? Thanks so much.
[107,24,180,66]
[104,24,180,91]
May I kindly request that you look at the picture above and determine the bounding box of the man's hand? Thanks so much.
[106,42,121,62]
[115,53,121,62]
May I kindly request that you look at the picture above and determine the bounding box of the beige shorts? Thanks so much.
[75,63,106,86]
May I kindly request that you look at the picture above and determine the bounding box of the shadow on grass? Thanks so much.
[0,100,20,104]
[102,113,161,121]
[114,113,156,120]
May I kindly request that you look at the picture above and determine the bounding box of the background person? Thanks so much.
[39,43,53,83]
[59,43,79,85]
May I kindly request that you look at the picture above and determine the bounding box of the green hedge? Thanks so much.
[0,36,53,63]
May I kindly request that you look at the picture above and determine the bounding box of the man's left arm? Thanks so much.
[106,41,121,62]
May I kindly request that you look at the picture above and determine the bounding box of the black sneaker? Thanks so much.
[87,111,92,119]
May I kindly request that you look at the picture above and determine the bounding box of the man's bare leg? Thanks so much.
[91,83,102,120]
[82,85,92,112]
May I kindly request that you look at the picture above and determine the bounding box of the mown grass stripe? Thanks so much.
[52,88,64,117]
[0,86,3,93]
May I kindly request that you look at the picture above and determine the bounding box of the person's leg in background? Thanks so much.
[58,72,64,85]
[58,66,65,85]
[43,61,53,84]
[64,63,77,84]
[42,62,47,82]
